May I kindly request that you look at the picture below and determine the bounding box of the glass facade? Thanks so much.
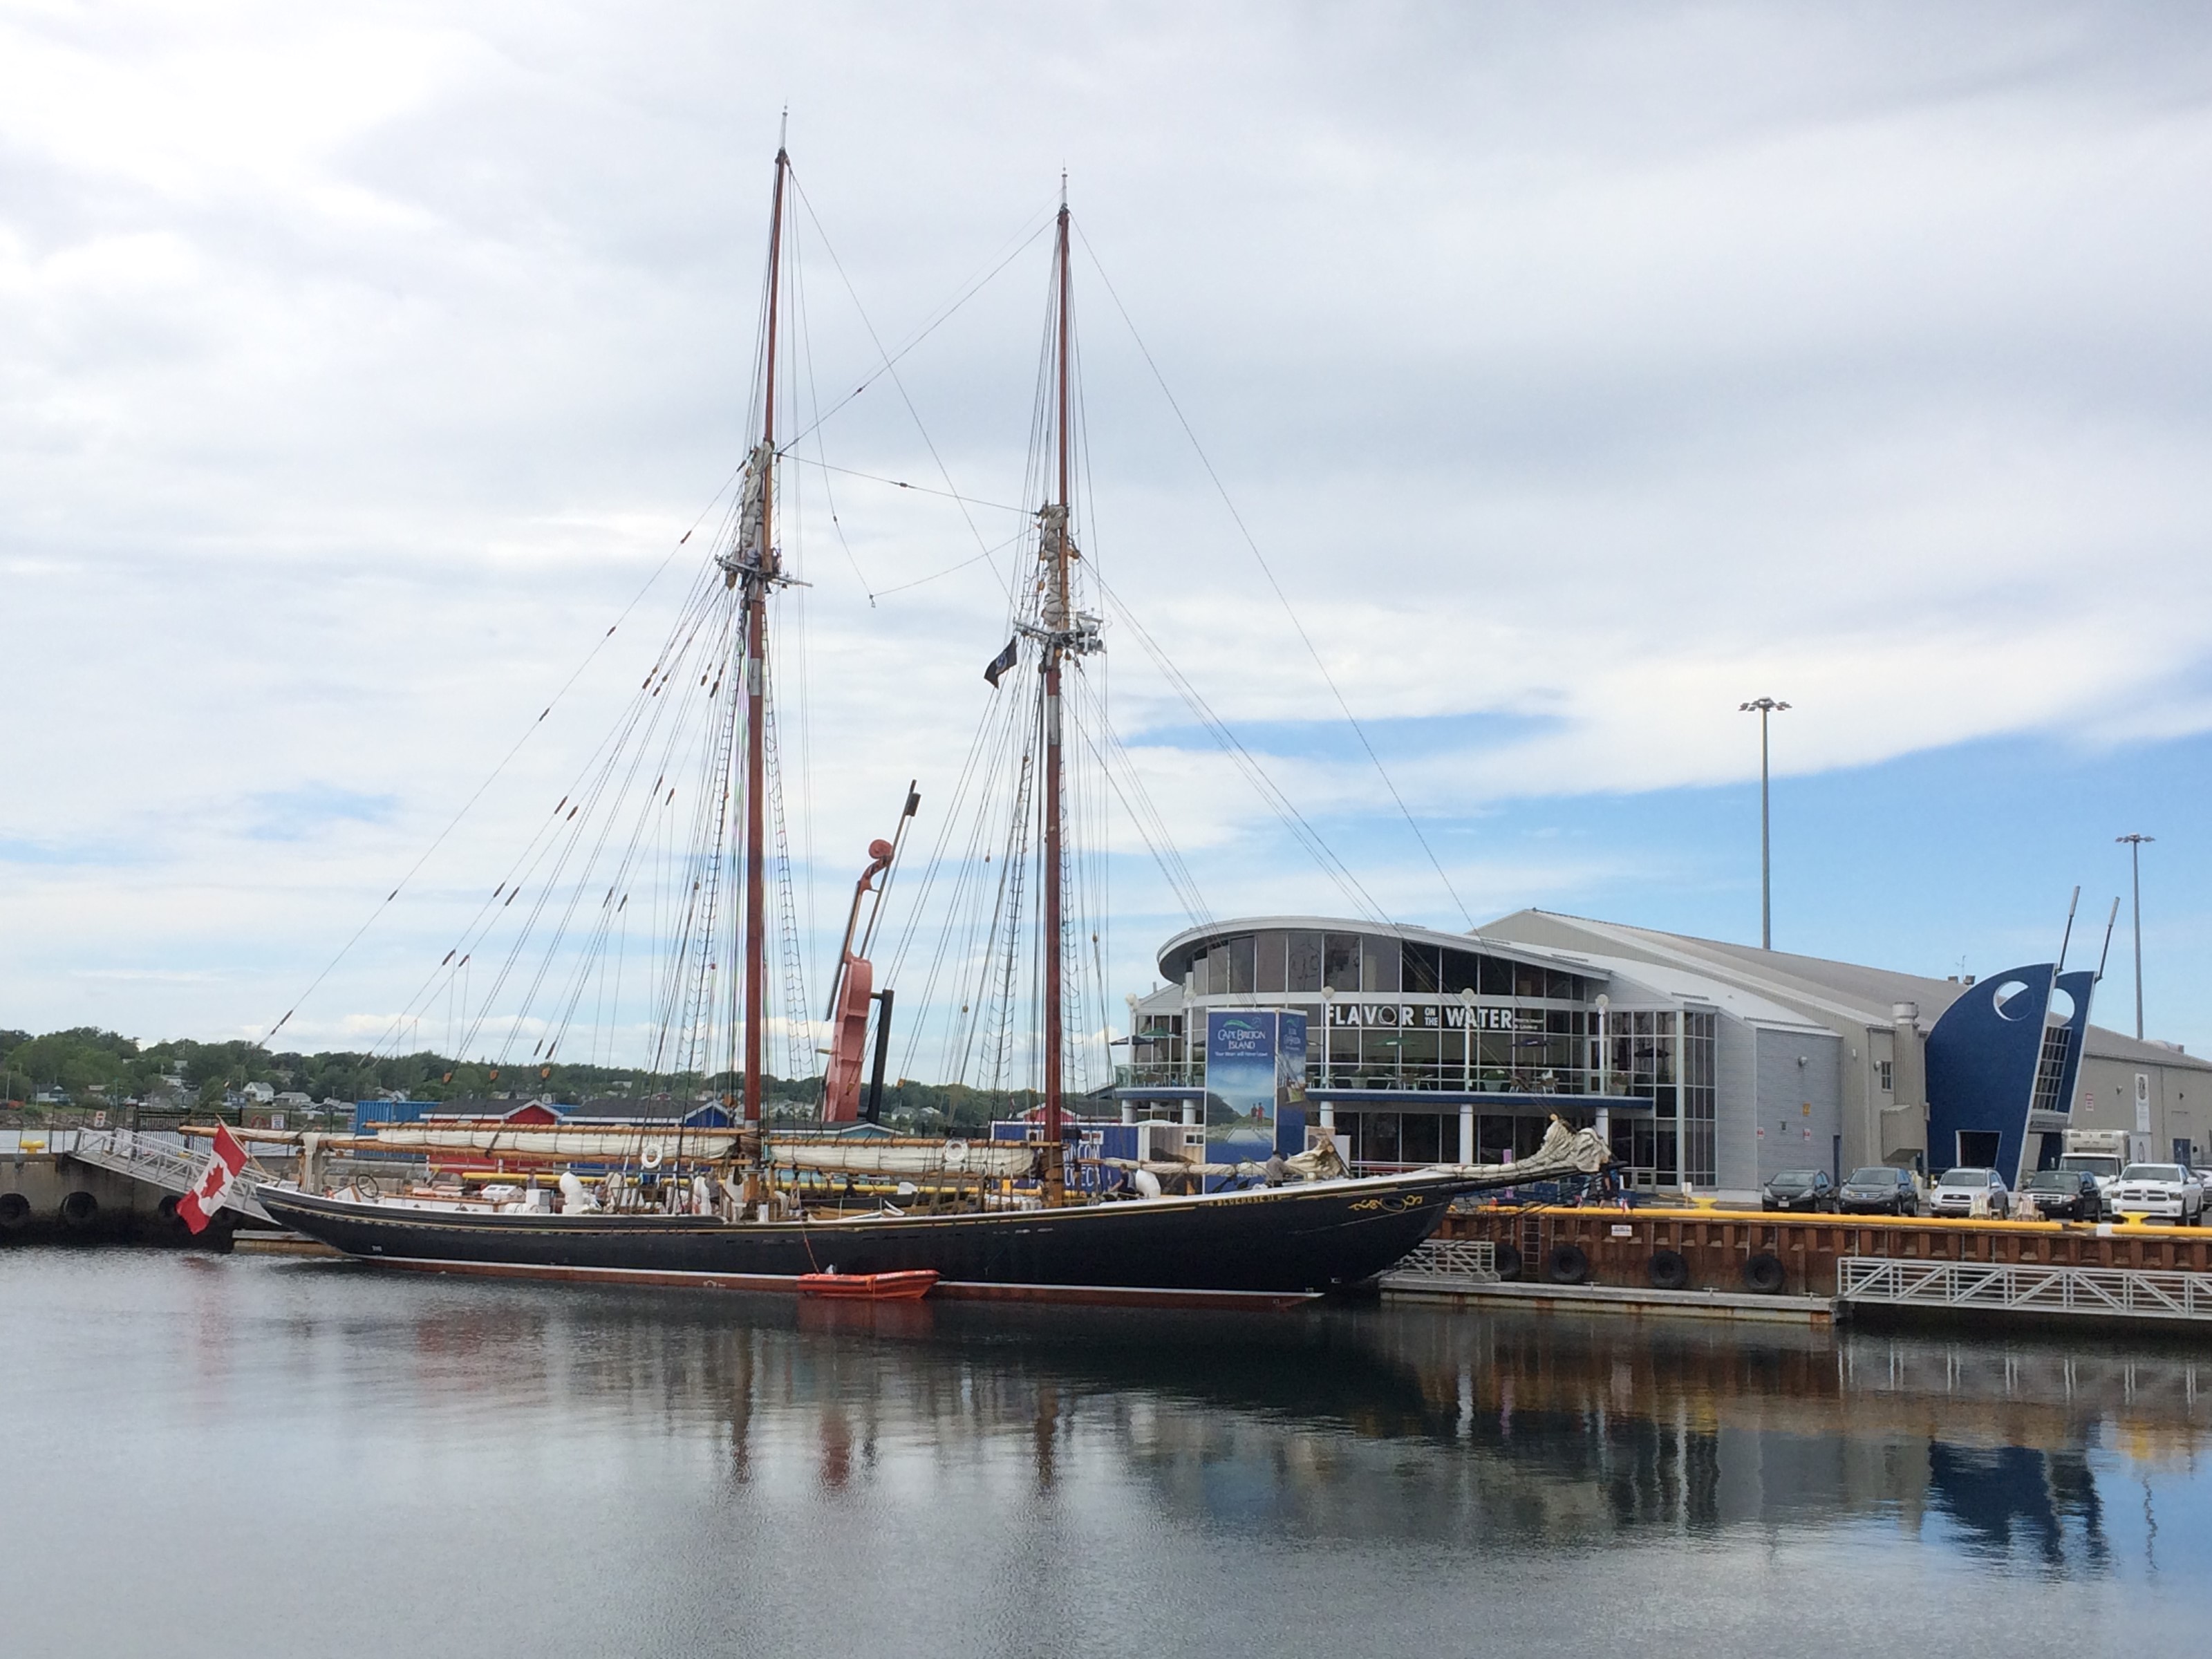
[1129,925,1721,1190]
[1136,930,1608,1098]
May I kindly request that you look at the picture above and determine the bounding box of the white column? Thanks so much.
[1319,1100,1335,1133]
[1181,1100,1197,1127]
[1121,1100,1135,1125]
[1596,994,1611,1096]
[1459,1102,1474,1165]
[1673,1009,1689,1193]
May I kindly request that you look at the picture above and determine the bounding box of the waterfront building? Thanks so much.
[1123,910,2212,1199]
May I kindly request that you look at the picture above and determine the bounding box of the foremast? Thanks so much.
[719,136,793,1208]
[1032,193,1102,1203]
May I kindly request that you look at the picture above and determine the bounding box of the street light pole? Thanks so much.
[1740,697,1791,950]
[2117,834,2154,1040]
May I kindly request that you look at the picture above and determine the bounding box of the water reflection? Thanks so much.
[5,1251,2209,1659]
[237,1263,2211,1575]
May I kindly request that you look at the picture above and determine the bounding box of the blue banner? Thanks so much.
[1205,1010,1311,1184]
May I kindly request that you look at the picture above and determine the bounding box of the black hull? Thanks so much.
[257,1174,1468,1306]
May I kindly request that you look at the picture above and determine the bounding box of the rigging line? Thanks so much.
[263,529,702,1048]
[1094,571,1389,927]
[903,683,1027,1087]
[789,216,877,609]
[520,635,729,1067]
[1075,223,1473,928]
[881,682,1016,1076]
[785,169,1017,606]
[481,597,739,1070]
[359,555,733,1060]
[780,454,1029,515]
[1074,691,1211,932]
[870,531,1027,599]
[465,569,737,1065]
[778,174,1057,450]
[377,564,730,1058]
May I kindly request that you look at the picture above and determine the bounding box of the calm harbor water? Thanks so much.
[4,1250,2209,1657]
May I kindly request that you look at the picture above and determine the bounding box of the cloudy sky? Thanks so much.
[5,1,2211,1070]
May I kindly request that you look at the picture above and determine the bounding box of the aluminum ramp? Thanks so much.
[61,1129,272,1224]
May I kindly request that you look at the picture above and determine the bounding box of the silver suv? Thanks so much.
[1931,1167,2011,1219]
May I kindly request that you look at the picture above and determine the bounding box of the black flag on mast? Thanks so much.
[983,638,1019,687]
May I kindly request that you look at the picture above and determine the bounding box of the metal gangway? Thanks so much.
[62,1129,272,1224]
[1837,1255,2212,1325]
[1382,1238,1499,1291]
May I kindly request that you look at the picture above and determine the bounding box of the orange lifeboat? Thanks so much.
[797,1268,939,1301]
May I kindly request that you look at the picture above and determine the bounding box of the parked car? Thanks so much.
[2018,1168,2103,1221]
[1761,1169,1837,1212]
[2109,1163,2206,1226]
[1931,1167,2012,1219]
[1838,1165,1921,1215]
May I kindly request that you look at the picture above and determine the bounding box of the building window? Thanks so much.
[1227,935,1255,995]
[1402,943,1442,995]
[1324,934,1360,992]
[1361,937,1400,993]
[1877,1060,1893,1094]
[1682,1011,1716,1187]
[1287,932,1323,993]
[1255,931,1286,993]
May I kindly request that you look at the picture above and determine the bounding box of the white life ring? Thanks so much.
[639,1143,665,1170]
[943,1138,969,1171]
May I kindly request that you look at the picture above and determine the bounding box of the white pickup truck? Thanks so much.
[2108,1163,2206,1226]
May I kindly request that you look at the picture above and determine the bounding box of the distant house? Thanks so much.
[272,1091,313,1112]
[241,1082,275,1105]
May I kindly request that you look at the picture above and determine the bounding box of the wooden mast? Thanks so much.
[1040,194,1071,1204]
[742,136,789,1200]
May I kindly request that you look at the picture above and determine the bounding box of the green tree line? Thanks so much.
[0,1027,1061,1132]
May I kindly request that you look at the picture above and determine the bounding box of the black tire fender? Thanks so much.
[0,1192,30,1231]
[1492,1243,1524,1282]
[1743,1252,1786,1294]
[59,1190,99,1230]
[1546,1244,1590,1286]
[1648,1249,1689,1291]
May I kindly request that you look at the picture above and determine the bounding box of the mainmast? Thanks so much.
[722,133,789,1206]
[1035,189,1098,1205]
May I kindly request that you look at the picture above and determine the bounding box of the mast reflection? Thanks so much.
[341,1277,2202,1577]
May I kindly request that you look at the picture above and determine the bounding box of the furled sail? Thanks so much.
[767,1137,1040,1180]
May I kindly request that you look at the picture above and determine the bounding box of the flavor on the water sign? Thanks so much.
[1203,1010,1309,1187]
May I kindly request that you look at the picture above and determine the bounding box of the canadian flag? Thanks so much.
[178,1125,250,1234]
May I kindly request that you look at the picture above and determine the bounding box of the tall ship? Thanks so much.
[256,138,1605,1304]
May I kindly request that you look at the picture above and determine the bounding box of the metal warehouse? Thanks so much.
[1122,910,2210,1199]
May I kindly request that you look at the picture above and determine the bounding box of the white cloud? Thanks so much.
[5,1,2211,1064]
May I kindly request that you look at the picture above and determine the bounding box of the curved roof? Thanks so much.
[1154,916,1604,986]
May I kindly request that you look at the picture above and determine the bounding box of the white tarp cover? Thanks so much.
[366,1125,743,1160]
[768,1138,1039,1179]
